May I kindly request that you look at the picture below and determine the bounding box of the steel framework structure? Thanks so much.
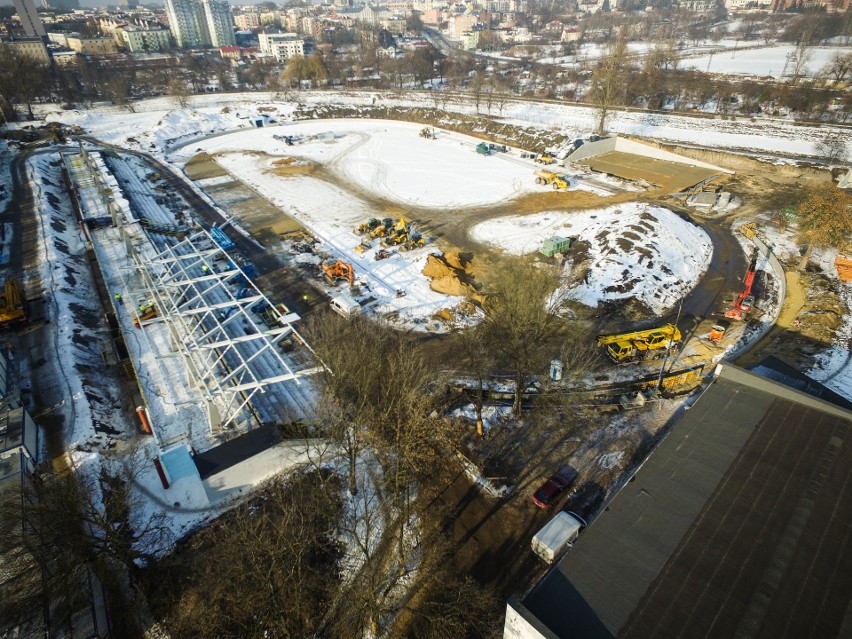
[134,229,320,432]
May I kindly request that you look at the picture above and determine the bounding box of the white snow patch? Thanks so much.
[471,203,712,314]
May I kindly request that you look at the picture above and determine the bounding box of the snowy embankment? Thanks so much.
[471,203,712,314]
[682,45,852,80]
[44,90,850,162]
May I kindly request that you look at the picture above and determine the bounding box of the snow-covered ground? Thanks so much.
[178,120,539,209]
[44,90,850,163]
[682,45,852,79]
[471,203,712,314]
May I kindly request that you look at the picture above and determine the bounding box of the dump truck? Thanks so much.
[534,170,569,190]
[534,154,556,165]
[597,324,682,364]
[0,280,26,329]
[531,511,587,564]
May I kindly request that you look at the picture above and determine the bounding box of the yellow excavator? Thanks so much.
[597,324,681,364]
[0,280,26,329]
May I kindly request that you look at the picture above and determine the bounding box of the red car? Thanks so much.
[531,472,573,509]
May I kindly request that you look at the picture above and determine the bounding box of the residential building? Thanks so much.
[219,43,240,59]
[120,24,172,52]
[447,12,478,39]
[234,11,260,30]
[166,0,203,48]
[258,31,304,60]
[66,35,119,55]
[12,0,46,37]
[41,0,80,9]
[460,29,479,50]
[202,0,235,47]
[4,37,50,62]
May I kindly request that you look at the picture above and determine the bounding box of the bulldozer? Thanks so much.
[0,280,26,329]
[597,324,681,364]
[322,260,354,286]
[534,170,569,190]
[420,127,435,139]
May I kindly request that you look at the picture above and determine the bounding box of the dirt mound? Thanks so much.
[423,252,481,297]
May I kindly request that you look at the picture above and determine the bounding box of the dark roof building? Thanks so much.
[505,363,852,639]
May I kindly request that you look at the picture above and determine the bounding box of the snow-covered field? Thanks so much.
[471,203,712,314]
[682,45,852,79]
[177,119,538,209]
[44,90,850,163]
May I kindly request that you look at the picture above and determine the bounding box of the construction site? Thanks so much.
[3,101,850,638]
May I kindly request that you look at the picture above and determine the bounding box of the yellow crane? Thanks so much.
[597,324,681,364]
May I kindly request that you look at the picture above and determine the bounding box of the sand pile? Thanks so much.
[423,252,480,298]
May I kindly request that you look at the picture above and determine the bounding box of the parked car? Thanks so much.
[531,472,574,509]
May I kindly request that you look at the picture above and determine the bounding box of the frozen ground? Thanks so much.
[44,90,850,162]
[178,120,541,209]
[471,203,713,314]
[682,45,852,79]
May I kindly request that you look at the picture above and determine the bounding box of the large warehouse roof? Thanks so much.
[509,364,852,639]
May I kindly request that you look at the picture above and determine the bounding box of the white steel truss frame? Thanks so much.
[136,229,319,432]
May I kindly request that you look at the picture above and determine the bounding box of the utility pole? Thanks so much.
[656,296,685,394]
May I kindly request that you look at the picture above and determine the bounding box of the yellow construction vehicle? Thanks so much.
[356,218,380,235]
[381,218,410,248]
[534,154,556,165]
[597,324,681,364]
[369,217,394,239]
[534,170,569,190]
[419,127,435,139]
[133,302,158,328]
[0,280,26,328]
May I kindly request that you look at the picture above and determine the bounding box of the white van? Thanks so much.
[531,511,586,564]
[330,293,361,319]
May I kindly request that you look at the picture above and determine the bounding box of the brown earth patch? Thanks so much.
[184,152,228,180]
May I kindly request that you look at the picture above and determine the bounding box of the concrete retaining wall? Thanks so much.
[565,136,732,175]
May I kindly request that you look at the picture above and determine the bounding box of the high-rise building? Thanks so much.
[166,0,200,48]
[166,0,234,49]
[202,0,234,47]
[40,0,81,10]
[12,0,46,38]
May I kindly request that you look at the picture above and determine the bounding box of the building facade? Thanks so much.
[12,0,46,37]
[66,35,119,55]
[202,0,235,47]
[166,0,202,48]
[258,31,304,61]
[4,37,50,62]
[120,24,172,52]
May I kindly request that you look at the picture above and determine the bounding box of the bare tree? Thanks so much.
[482,259,563,417]
[816,131,849,166]
[588,38,628,135]
[797,186,852,268]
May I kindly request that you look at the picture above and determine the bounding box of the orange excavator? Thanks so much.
[322,260,354,286]
[725,249,759,321]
